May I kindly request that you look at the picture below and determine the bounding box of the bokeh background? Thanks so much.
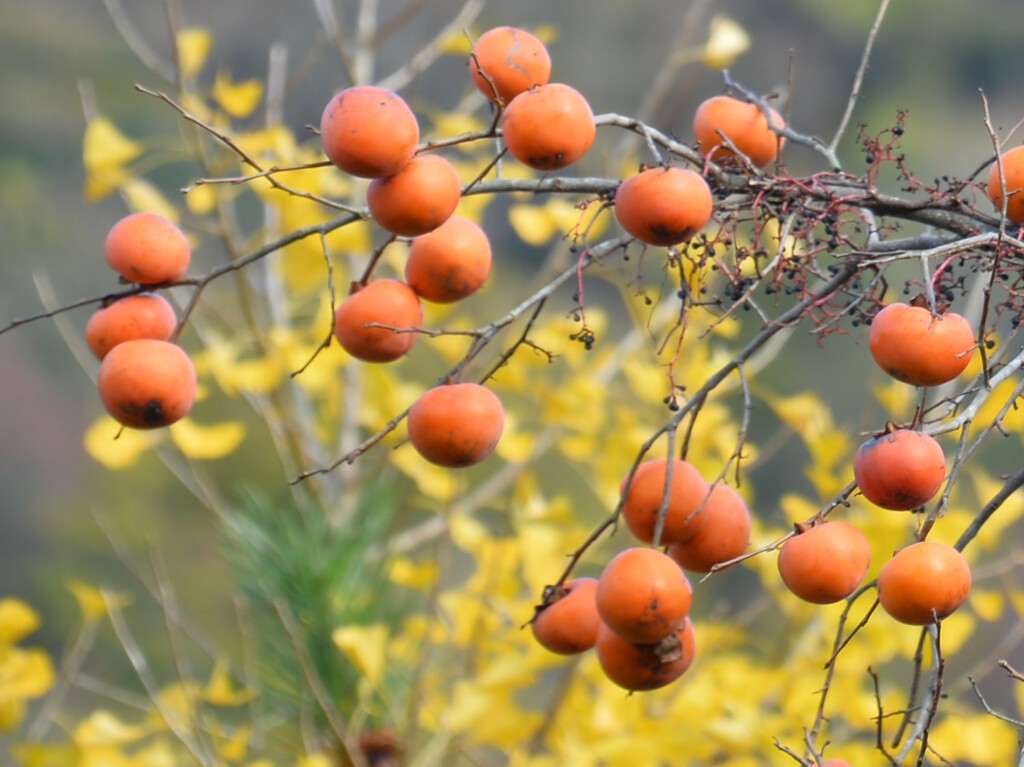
[3,0,1024,667]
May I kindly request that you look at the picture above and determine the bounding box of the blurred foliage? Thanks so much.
[3,2,1024,766]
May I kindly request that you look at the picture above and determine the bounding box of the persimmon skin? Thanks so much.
[854,429,946,511]
[105,212,190,285]
[614,166,714,247]
[86,293,177,360]
[868,303,975,387]
[596,547,692,644]
[407,383,504,467]
[620,458,709,545]
[332,280,423,363]
[366,154,461,237]
[530,578,601,655]
[777,520,871,605]
[501,83,596,171]
[405,215,492,303]
[320,85,419,178]
[693,94,786,168]
[98,339,196,429]
[822,760,853,767]
[667,483,752,574]
[986,145,1024,224]
[469,26,551,106]
[595,617,696,692]
[877,541,971,625]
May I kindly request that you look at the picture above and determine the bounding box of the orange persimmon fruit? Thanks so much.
[86,292,177,360]
[667,483,752,574]
[367,154,461,237]
[105,212,190,285]
[596,547,692,644]
[595,616,696,692]
[777,520,871,604]
[320,85,419,178]
[693,94,786,168]
[405,215,492,303]
[877,540,971,625]
[530,577,601,655]
[501,83,595,171]
[868,302,975,387]
[469,26,551,106]
[332,279,423,363]
[98,338,196,429]
[986,144,1024,224]
[854,428,946,511]
[407,382,504,467]
[620,458,709,545]
[614,166,714,247]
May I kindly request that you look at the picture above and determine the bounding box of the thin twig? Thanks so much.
[828,0,892,154]
[105,591,214,766]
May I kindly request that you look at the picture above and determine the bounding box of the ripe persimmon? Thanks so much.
[596,547,692,644]
[877,541,971,625]
[595,616,696,692]
[105,212,190,285]
[530,577,600,655]
[986,145,1024,224]
[98,339,196,429]
[667,483,751,574]
[407,382,504,467]
[469,26,551,106]
[500,83,595,171]
[823,761,853,767]
[777,520,871,604]
[320,85,419,178]
[854,428,945,511]
[333,279,423,363]
[620,458,709,546]
[405,215,492,303]
[614,166,713,247]
[868,302,975,387]
[693,94,786,168]
[86,292,177,360]
[367,154,461,237]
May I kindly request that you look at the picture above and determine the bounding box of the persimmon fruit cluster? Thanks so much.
[90,213,196,430]
[320,26,606,469]
[529,459,755,690]
[529,544,699,692]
